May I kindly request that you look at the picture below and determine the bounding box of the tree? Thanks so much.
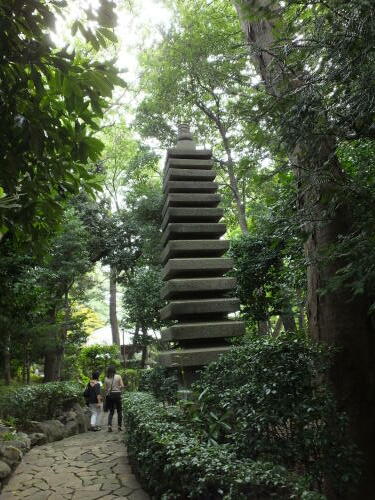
[232,0,375,494]
[95,124,161,345]
[122,267,164,368]
[135,0,270,234]
[0,0,124,243]
[40,210,94,380]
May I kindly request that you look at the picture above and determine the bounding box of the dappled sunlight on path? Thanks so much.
[1,415,149,500]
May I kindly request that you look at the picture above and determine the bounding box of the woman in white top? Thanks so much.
[104,365,124,432]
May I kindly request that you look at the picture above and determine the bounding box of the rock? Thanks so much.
[28,420,65,443]
[0,460,11,479]
[5,440,28,453]
[28,432,48,446]
[13,433,31,451]
[0,445,23,467]
[0,426,13,436]
[64,420,79,438]
[72,403,90,433]
[66,410,77,422]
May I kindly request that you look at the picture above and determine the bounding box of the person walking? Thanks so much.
[104,365,124,432]
[84,370,102,431]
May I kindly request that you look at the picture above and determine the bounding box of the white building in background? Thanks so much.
[86,326,133,346]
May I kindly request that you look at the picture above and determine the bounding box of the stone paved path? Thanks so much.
[1,416,149,500]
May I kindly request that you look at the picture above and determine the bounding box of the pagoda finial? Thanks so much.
[176,123,196,149]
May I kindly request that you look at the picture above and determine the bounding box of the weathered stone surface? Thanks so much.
[162,193,220,218]
[167,146,211,159]
[162,258,233,280]
[158,124,244,370]
[165,157,213,171]
[3,414,148,498]
[161,277,236,299]
[64,420,79,438]
[159,346,231,367]
[161,320,245,341]
[164,168,216,185]
[0,426,13,436]
[0,459,11,479]
[5,438,30,453]
[0,445,23,467]
[161,239,229,263]
[160,297,240,320]
[164,180,218,194]
[28,432,48,446]
[15,433,31,450]
[161,223,226,247]
[28,420,65,443]
[72,402,90,432]
[161,207,223,230]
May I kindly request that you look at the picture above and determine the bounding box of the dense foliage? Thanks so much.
[192,336,359,495]
[130,336,359,498]
[0,382,82,424]
[77,344,121,378]
[124,392,327,500]
[138,366,178,403]
[0,0,124,242]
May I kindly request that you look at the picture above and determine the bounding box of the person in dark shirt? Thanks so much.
[86,370,102,431]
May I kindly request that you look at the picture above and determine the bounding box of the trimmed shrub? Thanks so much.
[123,392,323,500]
[138,366,178,403]
[0,382,82,424]
[192,335,360,496]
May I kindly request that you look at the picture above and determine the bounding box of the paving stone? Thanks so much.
[71,490,111,499]
[3,420,147,500]
[113,486,134,497]
[100,481,121,491]
[26,492,50,500]
[17,486,40,497]
[127,490,151,500]
[118,476,143,490]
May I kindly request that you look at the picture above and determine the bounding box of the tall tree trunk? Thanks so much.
[234,2,375,496]
[221,131,249,234]
[26,349,30,385]
[44,308,60,382]
[44,350,58,382]
[296,289,306,331]
[140,325,148,368]
[280,313,296,333]
[3,335,11,385]
[258,320,268,335]
[109,265,120,345]
[272,316,282,337]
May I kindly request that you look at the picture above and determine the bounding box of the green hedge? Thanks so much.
[123,392,323,500]
[138,366,178,402]
[0,382,83,424]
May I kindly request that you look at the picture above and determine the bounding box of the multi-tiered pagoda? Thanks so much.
[158,124,244,380]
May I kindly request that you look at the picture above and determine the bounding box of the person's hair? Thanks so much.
[92,370,100,380]
[106,365,116,378]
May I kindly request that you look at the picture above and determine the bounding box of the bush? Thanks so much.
[138,366,178,402]
[0,382,82,424]
[192,335,360,496]
[123,392,323,500]
[125,359,143,369]
[77,344,121,378]
[119,368,141,392]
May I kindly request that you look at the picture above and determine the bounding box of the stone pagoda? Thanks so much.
[158,124,244,380]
